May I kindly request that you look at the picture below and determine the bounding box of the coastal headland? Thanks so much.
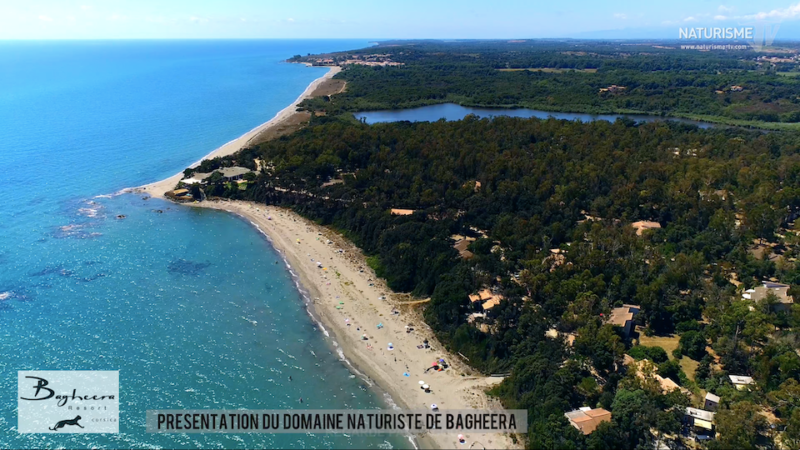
[135,66,518,450]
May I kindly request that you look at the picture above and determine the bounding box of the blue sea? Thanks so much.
[0,40,410,449]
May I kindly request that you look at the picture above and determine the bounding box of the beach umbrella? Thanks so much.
[458,434,465,441]
[419,381,425,385]
[430,404,438,411]
[387,343,394,350]
[422,384,429,389]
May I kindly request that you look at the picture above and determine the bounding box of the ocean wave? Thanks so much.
[95,187,133,199]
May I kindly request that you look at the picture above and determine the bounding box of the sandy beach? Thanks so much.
[192,201,516,450]
[133,65,517,450]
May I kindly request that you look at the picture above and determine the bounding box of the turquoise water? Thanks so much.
[0,40,409,449]
[354,102,715,128]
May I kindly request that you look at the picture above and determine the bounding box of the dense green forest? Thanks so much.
[181,41,800,448]
[293,40,800,127]
[196,114,800,448]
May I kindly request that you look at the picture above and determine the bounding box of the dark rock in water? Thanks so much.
[80,273,106,282]
[153,210,164,214]
[30,265,71,277]
[116,215,126,219]
[168,259,211,276]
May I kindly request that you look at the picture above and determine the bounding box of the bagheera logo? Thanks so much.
[20,376,116,407]
[18,370,119,434]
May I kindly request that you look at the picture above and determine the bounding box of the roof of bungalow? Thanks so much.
[686,407,715,423]
[608,304,640,327]
[632,359,690,395]
[565,408,612,435]
[452,235,476,259]
[743,281,794,304]
[218,166,251,178]
[469,288,503,310]
[705,392,720,403]
[631,221,661,236]
[482,297,502,310]
[729,375,754,385]
[390,209,415,216]
[183,172,213,184]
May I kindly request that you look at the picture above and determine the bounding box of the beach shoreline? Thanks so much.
[132,65,517,450]
[189,200,515,450]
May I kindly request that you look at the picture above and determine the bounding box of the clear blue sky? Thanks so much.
[3,0,800,40]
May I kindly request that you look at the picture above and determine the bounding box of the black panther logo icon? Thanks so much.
[49,415,84,431]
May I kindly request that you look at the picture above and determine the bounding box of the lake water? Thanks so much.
[0,40,409,449]
[354,103,715,128]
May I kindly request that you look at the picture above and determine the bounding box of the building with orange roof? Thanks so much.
[565,408,612,435]
[608,304,640,337]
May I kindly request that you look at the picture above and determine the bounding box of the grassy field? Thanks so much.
[637,331,700,381]
[680,357,700,381]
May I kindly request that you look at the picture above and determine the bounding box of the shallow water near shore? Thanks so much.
[0,40,409,448]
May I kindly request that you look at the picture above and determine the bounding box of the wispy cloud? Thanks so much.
[613,13,627,20]
[81,5,92,11]
[744,2,800,20]
[714,15,729,20]
[189,16,209,24]
[684,16,698,22]
[38,15,53,22]
[718,5,735,13]
[286,17,295,22]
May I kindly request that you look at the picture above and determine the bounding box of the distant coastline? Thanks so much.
[135,64,340,199]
